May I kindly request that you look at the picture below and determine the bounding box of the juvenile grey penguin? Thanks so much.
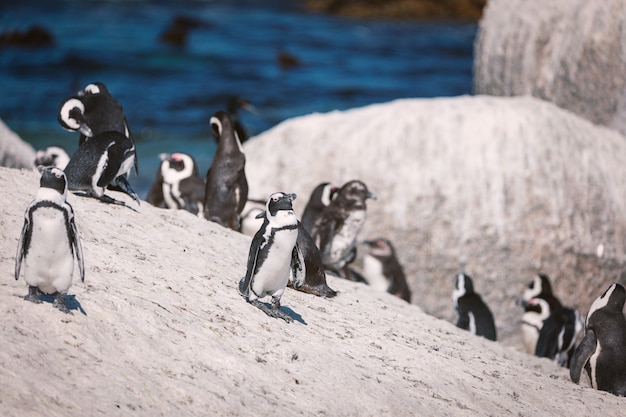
[146,152,205,216]
[34,145,70,170]
[452,273,497,341]
[64,131,139,206]
[300,182,337,235]
[361,238,411,302]
[239,192,305,322]
[518,273,563,354]
[311,179,376,280]
[15,166,85,313]
[570,283,626,396]
[203,111,248,230]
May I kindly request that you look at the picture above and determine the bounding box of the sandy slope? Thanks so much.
[0,166,623,416]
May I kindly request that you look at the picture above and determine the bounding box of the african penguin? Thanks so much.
[146,152,205,216]
[518,273,563,354]
[535,305,583,368]
[63,130,139,206]
[310,179,376,280]
[300,182,337,236]
[15,166,85,313]
[57,81,138,182]
[203,111,248,230]
[570,283,626,396]
[34,145,70,170]
[238,192,304,322]
[227,96,256,144]
[361,238,411,302]
[452,273,497,341]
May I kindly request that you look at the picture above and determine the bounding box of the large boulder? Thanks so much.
[244,95,626,345]
[474,0,626,136]
[0,119,36,169]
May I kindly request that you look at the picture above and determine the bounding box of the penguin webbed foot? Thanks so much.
[53,293,72,314]
[24,286,42,304]
[98,194,138,212]
[249,299,293,323]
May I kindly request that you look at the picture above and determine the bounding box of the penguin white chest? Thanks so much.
[361,255,389,292]
[521,312,543,354]
[327,209,366,265]
[24,208,74,294]
[252,226,298,296]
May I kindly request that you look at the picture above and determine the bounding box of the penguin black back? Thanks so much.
[203,111,248,230]
[300,182,336,235]
[452,273,497,341]
[361,237,411,302]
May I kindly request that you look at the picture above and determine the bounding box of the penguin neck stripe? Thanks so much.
[272,224,298,232]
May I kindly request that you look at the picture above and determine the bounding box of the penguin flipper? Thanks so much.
[239,223,266,299]
[455,307,470,331]
[14,217,31,280]
[535,314,562,359]
[290,243,306,289]
[569,329,597,384]
[69,213,85,282]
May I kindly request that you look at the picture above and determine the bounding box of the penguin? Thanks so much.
[239,198,267,237]
[34,145,70,170]
[238,192,305,322]
[145,152,205,216]
[227,96,256,144]
[203,111,248,230]
[361,238,411,302]
[535,305,583,368]
[570,283,626,396]
[57,81,138,180]
[452,273,497,341]
[63,130,139,206]
[300,182,337,235]
[518,273,563,354]
[310,179,376,280]
[289,223,337,298]
[15,166,85,313]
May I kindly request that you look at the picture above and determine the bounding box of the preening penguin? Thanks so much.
[518,274,563,354]
[15,167,84,313]
[63,130,139,206]
[311,179,376,280]
[203,111,248,230]
[452,273,497,341]
[361,238,411,302]
[146,152,205,215]
[570,283,626,396]
[239,192,305,322]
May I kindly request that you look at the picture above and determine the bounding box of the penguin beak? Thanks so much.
[255,211,267,219]
[367,191,377,200]
[286,193,296,202]
[516,299,530,308]
[78,122,93,138]
[158,153,171,161]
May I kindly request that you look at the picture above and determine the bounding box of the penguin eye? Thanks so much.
[272,195,281,202]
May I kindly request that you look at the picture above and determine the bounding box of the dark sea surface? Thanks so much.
[0,0,477,197]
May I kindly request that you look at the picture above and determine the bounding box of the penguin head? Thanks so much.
[266,192,297,223]
[81,82,110,96]
[587,283,626,326]
[523,273,553,302]
[37,166,68,197]
[160,152,198,178]
[362,238,394,260]
[210,111,233,140]
[308,182,338,208]
[336,180,376,208]
[455,272,475,296]
[34,146,70,170]
[57,97,93,137]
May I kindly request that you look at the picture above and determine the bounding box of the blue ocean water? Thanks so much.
[0,0,476,197]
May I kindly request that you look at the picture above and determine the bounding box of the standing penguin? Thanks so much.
[300,182,337,235]
[238,192,304,322]
[518,273,563,354]
[570,283,626,396]
[145,152,205,215]
[63,131,139,206]
[361,238,411,302]
[15,166,84,313]
[203,111,248,230]
[452,273,497,341]
[311,179,376,280]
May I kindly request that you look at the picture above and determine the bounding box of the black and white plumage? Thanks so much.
[63,131,139,206]
[15,167,84,313]
[227,96,255,144]
[361,238,411,302]
[290,224,337,298]
[535,305,583,368]
[238,192,305,322]
[300,182,337,235]
[310,179,376,280]
[34,145,70,170]
[57,81,138,184]
[518,274,563,354]
[203,111,248,230]
[570,283,626,396]
[452,273,497,341]
[145,152,205,216]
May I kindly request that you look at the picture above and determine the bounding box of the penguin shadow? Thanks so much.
[255,301,307,325]
[72,192,139,213]
[37,294,87,316]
